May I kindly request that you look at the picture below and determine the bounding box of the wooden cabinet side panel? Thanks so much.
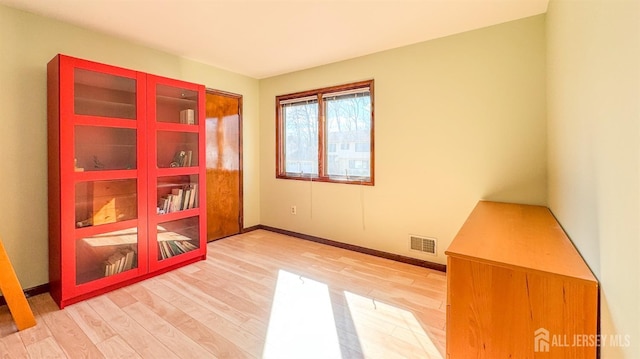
[447,257,598,358]
[47,55,62,305]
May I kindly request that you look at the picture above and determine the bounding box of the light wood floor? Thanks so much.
[0,230,447,358]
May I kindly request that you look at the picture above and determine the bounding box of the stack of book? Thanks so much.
[103,247,136,277]
[158,240,198,260]
[158,184,198,214]
[179,109,195,125]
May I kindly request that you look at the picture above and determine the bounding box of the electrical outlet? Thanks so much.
[290,205,297,215]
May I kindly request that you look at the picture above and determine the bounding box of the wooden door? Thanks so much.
[205,90,242,241]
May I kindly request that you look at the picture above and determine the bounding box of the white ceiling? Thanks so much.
[1,0,548,79]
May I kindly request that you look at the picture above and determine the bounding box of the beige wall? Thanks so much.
[0,4,260,289]
[546,0,640,357]
[259,15,547,265]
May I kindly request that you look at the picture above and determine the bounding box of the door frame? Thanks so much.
[205,88,243,238]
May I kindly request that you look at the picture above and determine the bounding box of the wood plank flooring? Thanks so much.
[0,230,446,358]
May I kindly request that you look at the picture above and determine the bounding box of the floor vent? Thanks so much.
[410,235,437,255]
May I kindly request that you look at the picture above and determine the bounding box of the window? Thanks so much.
[349,160,369,170]
[276,80,374,185]
[355,143,369,152]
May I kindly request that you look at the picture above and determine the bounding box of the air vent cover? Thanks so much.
[410,235,437,255]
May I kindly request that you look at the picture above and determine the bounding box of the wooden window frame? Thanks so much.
[276,80,375,186]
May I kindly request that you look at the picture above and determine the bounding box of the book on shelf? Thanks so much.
[188,184,197,209]
[180,109,195,125]
[181,188,190,211]
[190,183,198,208]
[158,239,198,260]
[186,150,192,167]
[159,241,169,259]
[171,188,183,212]
[157,183,198,214]
[103,247,136,277]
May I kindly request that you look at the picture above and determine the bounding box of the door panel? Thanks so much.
[205,91,241,241]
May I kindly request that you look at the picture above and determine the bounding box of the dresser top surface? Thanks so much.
[446,201,597,282]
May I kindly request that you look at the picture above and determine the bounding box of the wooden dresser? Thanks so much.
[445,201,598,358]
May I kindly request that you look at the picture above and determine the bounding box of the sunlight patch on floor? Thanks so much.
[344,291,443,359]
[262,269,443,359]
[263,270,342,359]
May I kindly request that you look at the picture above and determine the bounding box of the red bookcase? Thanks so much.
[47,54,206,308]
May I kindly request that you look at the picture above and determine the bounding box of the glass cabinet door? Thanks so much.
[148,75,206,270]
[68,60,146,289]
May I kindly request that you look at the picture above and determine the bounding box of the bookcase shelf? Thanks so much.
[48,54,206,309]
[75,218,139,237]
[75,97,137,119]
[156,94,198,105]
[74,116,138,129]
[156,167,199,177]
[74,170,137,181]
[156,122,200,132]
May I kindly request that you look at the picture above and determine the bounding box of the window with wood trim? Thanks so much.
[276,80,374,185]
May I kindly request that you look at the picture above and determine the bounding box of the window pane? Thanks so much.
[156,131,198,169]
[325,93,371,178]
[75,179,138,228]
[75,126,137,171]
[74,68,136,119]
[155,84,199,124]
[76,227,138,284]
[283,100,319,175]
[276,80,374,185]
